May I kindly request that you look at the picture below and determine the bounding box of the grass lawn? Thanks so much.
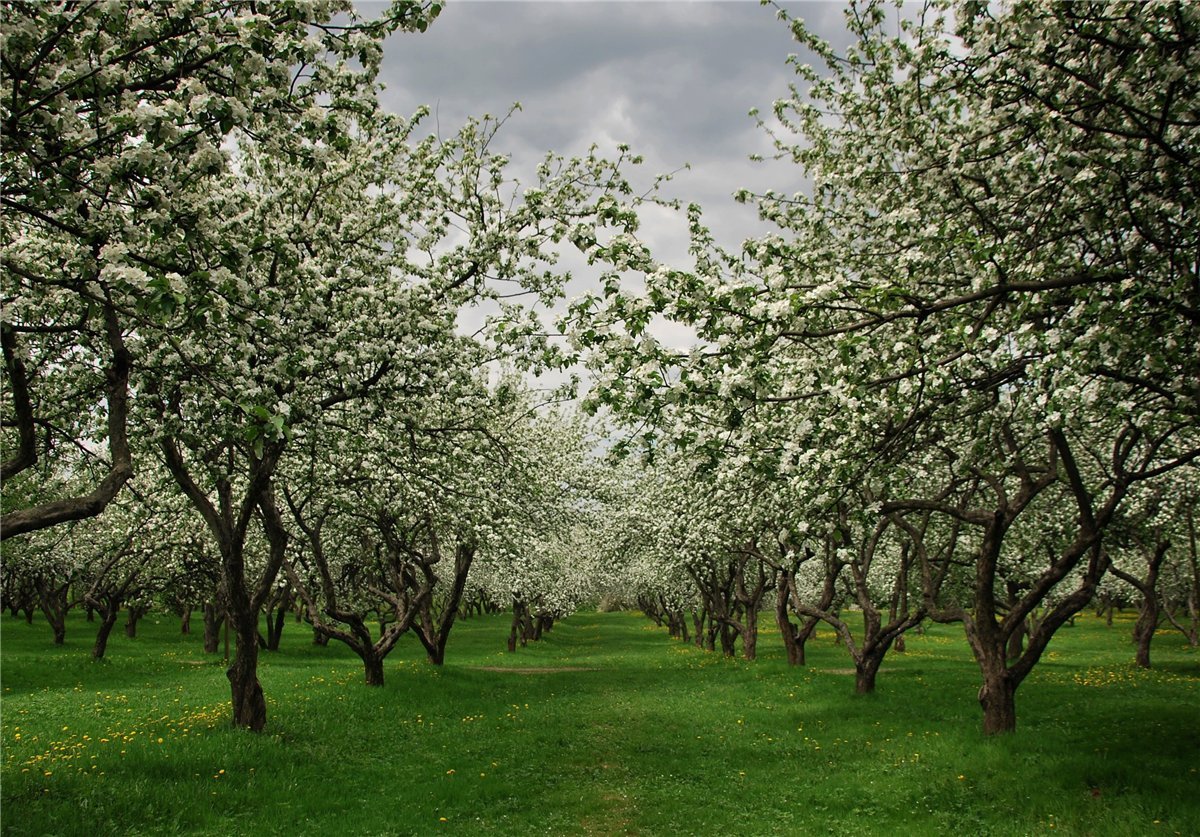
[1,608,1197,836]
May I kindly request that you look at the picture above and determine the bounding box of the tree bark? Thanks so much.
[0,301,134,539]
[160,437,287,732]
[362,650,385,686]
[855,648,887,695]
[268,603,287,650]
[978,667,1018,735]
[742,618,760,660]
[203,602,223,654]
[226,610,267,731]
[1006,618,1026,663]
[92,609,120,660]
[415,544,475,665]
[777,544,840,667]
[35,578,68,645]
[1133,596,1159,669]
[124,604,147,638]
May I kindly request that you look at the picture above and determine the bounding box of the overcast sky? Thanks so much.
[359,0,851,358]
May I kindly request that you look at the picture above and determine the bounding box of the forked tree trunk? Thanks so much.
[779,600,822,667]
[855,648,888,695]
[36,578,69,645]
[1111,540,1170,669]
[264,601,287,651]
[778,612,804,666]
[416,545,475,666]
[124,604,147,638]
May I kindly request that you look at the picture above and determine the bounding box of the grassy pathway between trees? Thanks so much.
[2,611,1197,836]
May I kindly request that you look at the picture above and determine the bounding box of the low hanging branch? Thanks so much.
[2,299,133,539]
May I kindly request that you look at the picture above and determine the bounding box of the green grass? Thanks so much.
[2,609,1197,836]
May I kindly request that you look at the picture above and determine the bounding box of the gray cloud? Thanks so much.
[363,0,852,281]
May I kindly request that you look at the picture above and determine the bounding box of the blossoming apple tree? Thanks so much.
[569,0,1199,733]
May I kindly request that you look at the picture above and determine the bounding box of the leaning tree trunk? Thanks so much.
[92,605,120,660]
[1006,618,1027,663]
[1112,541,1170,669]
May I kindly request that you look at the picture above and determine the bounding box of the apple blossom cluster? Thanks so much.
[2,1,649,730]
[567,0,1199,734]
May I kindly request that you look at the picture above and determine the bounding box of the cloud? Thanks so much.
[358,0,852,365]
